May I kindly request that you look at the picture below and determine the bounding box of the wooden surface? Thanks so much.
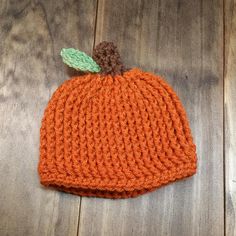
[225,0,236,236]
[0,0,231,235]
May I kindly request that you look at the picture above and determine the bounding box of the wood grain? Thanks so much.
[0,1,97,235]
[225,0,236,235]
[78,1,224,236]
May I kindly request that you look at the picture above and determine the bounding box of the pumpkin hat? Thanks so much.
[38,42,197,199]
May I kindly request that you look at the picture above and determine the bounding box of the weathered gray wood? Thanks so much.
[78,1,224,236]
[225,0,236,235]
[0,1,97,235]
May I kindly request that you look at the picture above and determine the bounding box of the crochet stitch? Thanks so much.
[38,42,197,199]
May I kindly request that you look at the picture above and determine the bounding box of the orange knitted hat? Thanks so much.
[38,42,197,199]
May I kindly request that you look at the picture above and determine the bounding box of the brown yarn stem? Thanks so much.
[92,41,126,76]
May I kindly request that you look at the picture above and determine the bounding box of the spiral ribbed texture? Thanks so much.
[38,68,197,199]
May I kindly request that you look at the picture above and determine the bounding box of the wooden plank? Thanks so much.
[78,0,224,236]
[225,0,236,235]
[0,1,97,235]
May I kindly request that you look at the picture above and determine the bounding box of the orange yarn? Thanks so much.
[38,68,197,199]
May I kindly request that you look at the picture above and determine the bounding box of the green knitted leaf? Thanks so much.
[60,48,101,73]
